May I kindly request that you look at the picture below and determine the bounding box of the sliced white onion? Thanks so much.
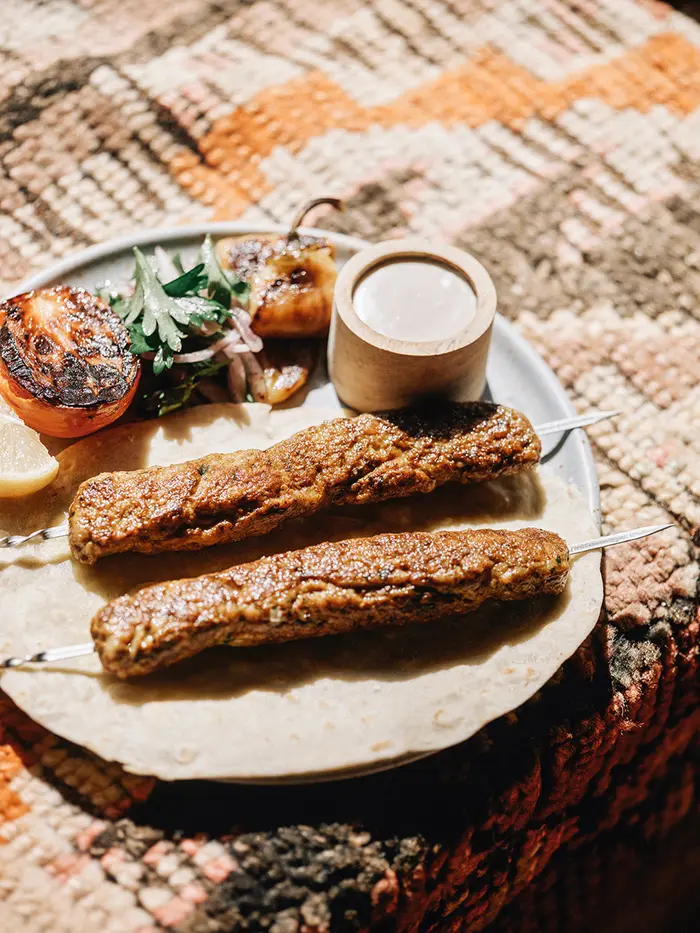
[169,329,247,364]
[227,354,247,403]
[229,307,263,354]
[241,351,268,402]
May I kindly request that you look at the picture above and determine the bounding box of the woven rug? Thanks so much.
[1,1,699,931]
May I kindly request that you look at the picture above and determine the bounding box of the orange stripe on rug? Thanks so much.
[169,32,700,218]
[0,745,29,839]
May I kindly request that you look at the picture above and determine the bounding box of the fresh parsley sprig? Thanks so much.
[112,244,248,375]
[119,249,192,373]
[101,239,251,415]
[162,262,206,297]
[201,234,251,306]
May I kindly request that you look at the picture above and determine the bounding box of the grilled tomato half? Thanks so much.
[0,286,140,438]
[217,233,337,338]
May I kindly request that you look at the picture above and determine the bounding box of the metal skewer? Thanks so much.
[0,409,620,553]
[1,642,96,669]
[567,523,673,555]
[0,523,70,549]
[287,196,344,239]
[535,408,620,437]
[0,523,673,670]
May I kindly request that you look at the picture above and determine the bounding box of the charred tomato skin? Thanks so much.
[0,286,140,438]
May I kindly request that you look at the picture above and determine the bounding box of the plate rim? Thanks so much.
[9,223,601,784]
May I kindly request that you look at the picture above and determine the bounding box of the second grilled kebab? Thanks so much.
[92,527,568,677]
[69,401,541,564]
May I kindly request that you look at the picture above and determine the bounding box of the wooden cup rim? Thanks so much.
[333,238,497,358]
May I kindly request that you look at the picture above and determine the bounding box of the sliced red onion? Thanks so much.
[203,329,245,355]
[168,347,219,364]
[140,331,248,365]
[227,354,247,403]
[241,351,268,402]
[229,307,263,354]
[169,329,247,364]
[218,340,245,362]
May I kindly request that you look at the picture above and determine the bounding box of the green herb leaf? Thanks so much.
[200,234,249,308]
[143,358,229,416]
[127,322,160,355]
[111,296,129,319]
[152,344,175,375]
[96,284,129,319]
[178,295,231,327]
[95,285,114,305]
[124,248,190,352]
[232,279,251,300]
[162,263,206,297]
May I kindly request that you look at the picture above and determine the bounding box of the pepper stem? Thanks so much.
[287,197,344,239]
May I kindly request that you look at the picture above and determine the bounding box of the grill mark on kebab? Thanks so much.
[92,527,569,678]
[69,401,541,564]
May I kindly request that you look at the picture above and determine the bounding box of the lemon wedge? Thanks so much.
[0,394,59,496]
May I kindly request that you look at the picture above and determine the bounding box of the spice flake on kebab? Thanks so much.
[216,197,342,339]
[68,400,541,564]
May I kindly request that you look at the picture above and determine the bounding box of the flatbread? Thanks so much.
[0,404,602,781]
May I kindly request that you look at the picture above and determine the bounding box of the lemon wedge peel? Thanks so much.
[0,396,59,497]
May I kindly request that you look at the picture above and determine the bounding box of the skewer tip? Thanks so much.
[0,642,95,670]
[569,522,675,556]
[536,408,622,438]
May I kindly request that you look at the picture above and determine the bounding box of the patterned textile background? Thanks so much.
[1,1,699,931]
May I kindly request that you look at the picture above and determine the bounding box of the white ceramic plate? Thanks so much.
[2,225,601,784]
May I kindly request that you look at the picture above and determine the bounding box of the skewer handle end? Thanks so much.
[0,523,69,550]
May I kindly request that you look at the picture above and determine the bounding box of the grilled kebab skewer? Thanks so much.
[0,524,671,678]
[0,406,618,562]
[67,401,540,564]
[91,527,568,678]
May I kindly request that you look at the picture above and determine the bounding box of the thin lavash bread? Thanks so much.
[0,403,601,782]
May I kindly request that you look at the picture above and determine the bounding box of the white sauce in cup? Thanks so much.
[353,258,477,343]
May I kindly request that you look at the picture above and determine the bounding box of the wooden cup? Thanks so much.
[328,238,497,412]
